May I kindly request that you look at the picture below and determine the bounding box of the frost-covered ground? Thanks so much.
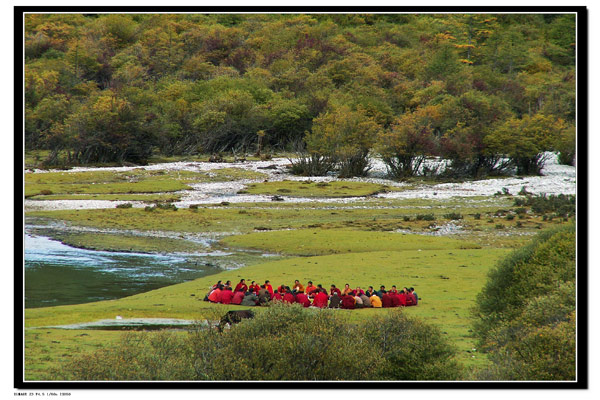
[24,152,576,211]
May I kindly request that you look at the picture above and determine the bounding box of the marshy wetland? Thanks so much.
[23,153,576,380]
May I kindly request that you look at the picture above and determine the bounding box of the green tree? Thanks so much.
[485,114,567,175]
[307,104,381,177]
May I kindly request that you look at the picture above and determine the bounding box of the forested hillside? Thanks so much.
[25,13,576,177]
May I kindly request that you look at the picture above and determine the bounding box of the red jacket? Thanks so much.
[382,293,393,308]
[330,288,342,297]
[313,292,328,308]
[234,283,248,292]
[231,291,245,305]
[265,284,274,296]
[295,293,311,308]
[391,293,401,307]
[208,288,222,303]
[405,293,416,306]
[283,292,296,304]
[397,293,407,306]
[305,285,317,297]
[341,295,355,309]
[250,284,260,294]
[272,292,283,302]
[221,290,234,305]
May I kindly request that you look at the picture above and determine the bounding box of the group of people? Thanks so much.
[204,278,419,309]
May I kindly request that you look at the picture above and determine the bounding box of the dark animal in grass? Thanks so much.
[218,310,255,332]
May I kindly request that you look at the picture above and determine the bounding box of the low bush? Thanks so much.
[115,203,133,209]
[443,212,463,220]
[288,154,334,177]
[57,304,461,381]
[416,214,435,221]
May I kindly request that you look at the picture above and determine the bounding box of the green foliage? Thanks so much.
[58,304,461,380]
[484,114,569,175]
[24,14,576,174]
[473,224,576,380]
[513,193,575,216]
[307,104,381,177]
[416,213,435,221]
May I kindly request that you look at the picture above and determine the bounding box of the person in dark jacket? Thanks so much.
[329,292,342,308]
[375,285,386,298]
[365,286,376,298]
[258,285,271,305]
[409,287,418,305]
[241,288,259,306]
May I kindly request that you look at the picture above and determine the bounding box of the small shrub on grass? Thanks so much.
[505,214,515,221]
[189,204,200,210]
[116,203,133,209]
[495,224,504,229]
[416,213,435,221]
[443,212,463,220]
[474,213,481,220]
[39,189,53,196]
[288,154,334,177]
[403,216,411,222]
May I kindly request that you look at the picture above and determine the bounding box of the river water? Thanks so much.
[24,234,223,308]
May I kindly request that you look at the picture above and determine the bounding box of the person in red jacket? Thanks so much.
[389,285,398,295]
[272,289,283,302]
[265,280,274,296]
[312,289,329,308]
[221,287,234,304]
[354,286,365,296]
[405,289,415,306]
[283,289,296,304]
[208,285,223,303]
[234,279,248,293]
[305,281,316,297]
[381,290,393,308]
[231,290,245,305]
[330,284,342,297]
[391,291,401,307]
[341,294,356,309]
[397,290,407,307]
[249,280,260,294]
[295,291,311,307]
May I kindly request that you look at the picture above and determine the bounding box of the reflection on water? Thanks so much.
[24,234,223,308]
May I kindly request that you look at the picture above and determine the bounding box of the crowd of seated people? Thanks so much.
[204,278,419,309]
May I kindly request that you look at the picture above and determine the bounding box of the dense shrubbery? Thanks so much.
[513,193,576,217]
[472,224,576,380]
[25,14,575,174]
[57,304,461,381]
